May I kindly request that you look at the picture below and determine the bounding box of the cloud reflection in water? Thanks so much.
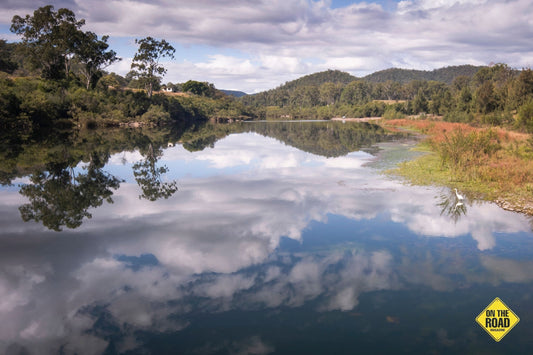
[0,132,532,354]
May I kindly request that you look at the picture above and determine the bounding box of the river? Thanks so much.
[1,121,532,354]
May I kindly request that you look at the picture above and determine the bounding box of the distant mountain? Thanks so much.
[281,69,357,90]
[363,65,484,84]
[221,89,247,98]
[240,65,487,108]
[240,69,357,107]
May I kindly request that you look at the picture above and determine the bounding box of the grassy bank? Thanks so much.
[384,119,533,215]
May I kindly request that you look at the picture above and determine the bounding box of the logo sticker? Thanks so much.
[475,297,520,342]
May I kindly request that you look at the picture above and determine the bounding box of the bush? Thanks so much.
[434,128,501,178]
[443,110,474,123]
[383,105,405,119]
[517,100,533,132]
[141,105,171,124]
[482,111,512,126]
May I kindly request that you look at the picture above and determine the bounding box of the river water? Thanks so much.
[1,121,532,354]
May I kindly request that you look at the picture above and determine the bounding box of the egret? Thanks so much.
[454,188,464,201]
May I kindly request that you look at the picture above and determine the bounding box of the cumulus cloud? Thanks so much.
[2,0,533,92]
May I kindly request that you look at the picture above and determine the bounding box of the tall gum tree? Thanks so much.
[75,32,120,89]
[10,5,85,79]
[131,37,175,98]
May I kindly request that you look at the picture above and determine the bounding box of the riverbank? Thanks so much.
[331,117,382,122]
[383,118,533,215]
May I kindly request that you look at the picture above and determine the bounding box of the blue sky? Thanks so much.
[2,0,533,93]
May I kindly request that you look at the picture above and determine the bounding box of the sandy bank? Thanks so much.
[331,117,382,122]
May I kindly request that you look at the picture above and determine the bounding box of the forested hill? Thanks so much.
[363,65,484,84]
[221,89,248,98]
[240,69,356,107]
[240,65,487,108]
[281,69,357,90]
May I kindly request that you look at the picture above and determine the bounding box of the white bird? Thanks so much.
[454,188,464,201]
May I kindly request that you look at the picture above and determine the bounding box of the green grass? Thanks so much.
[389,151,495,199]
[388,141,533,214]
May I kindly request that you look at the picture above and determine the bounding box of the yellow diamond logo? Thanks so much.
[475,297,520,342]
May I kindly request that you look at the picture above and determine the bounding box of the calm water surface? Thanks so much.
[1,122,532,354]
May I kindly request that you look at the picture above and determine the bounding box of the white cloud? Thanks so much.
[4,0,533,92]
[196,54,256,76]
[1,130,533,353]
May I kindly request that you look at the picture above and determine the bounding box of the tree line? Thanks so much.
[241,65,533,132]
[0,5,253,130]
[3,5,533,132]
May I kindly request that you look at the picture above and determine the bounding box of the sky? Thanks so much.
[1,0,533,93]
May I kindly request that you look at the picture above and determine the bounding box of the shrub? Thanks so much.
[443,110,474,123]
[383,106,405,119]
[482,111,512,126]
[141,105,171,124]
[434,128,501,179]
[517,99,533,132]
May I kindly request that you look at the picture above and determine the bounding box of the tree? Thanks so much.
[182,80,216,97]
[132,143,178,201]
[412,89,428,114]
[131,37,175,98]
[340,81,372,105]
[99,72,128,89]
[10,5,85,79]
[517,99,533,132]
[0,39,18,74]
[508,69,533,109]
[75,32,120,89]
[319,82,342,105]
[475,81,497,113]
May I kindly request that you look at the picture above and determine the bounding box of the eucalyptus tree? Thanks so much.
[75,32,120,89]
[340,81,372,105]
[131,37,176,98]
[319,82,343,105]
[10,5,85,79]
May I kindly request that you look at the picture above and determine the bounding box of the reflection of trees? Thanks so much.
[183,134,217,152]
[179,121,409,157]
[133,143,178,201]
[438,190,467,224]
[247,121,408,157]
[18,152,121,231]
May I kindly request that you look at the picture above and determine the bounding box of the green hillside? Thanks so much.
[221,89,248,98]
[281,69,357,89]
[241,65,487,109]
[363,65,484,84]
[240,69,356,108]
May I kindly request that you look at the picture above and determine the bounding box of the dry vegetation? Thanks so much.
[385,118,533,214]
